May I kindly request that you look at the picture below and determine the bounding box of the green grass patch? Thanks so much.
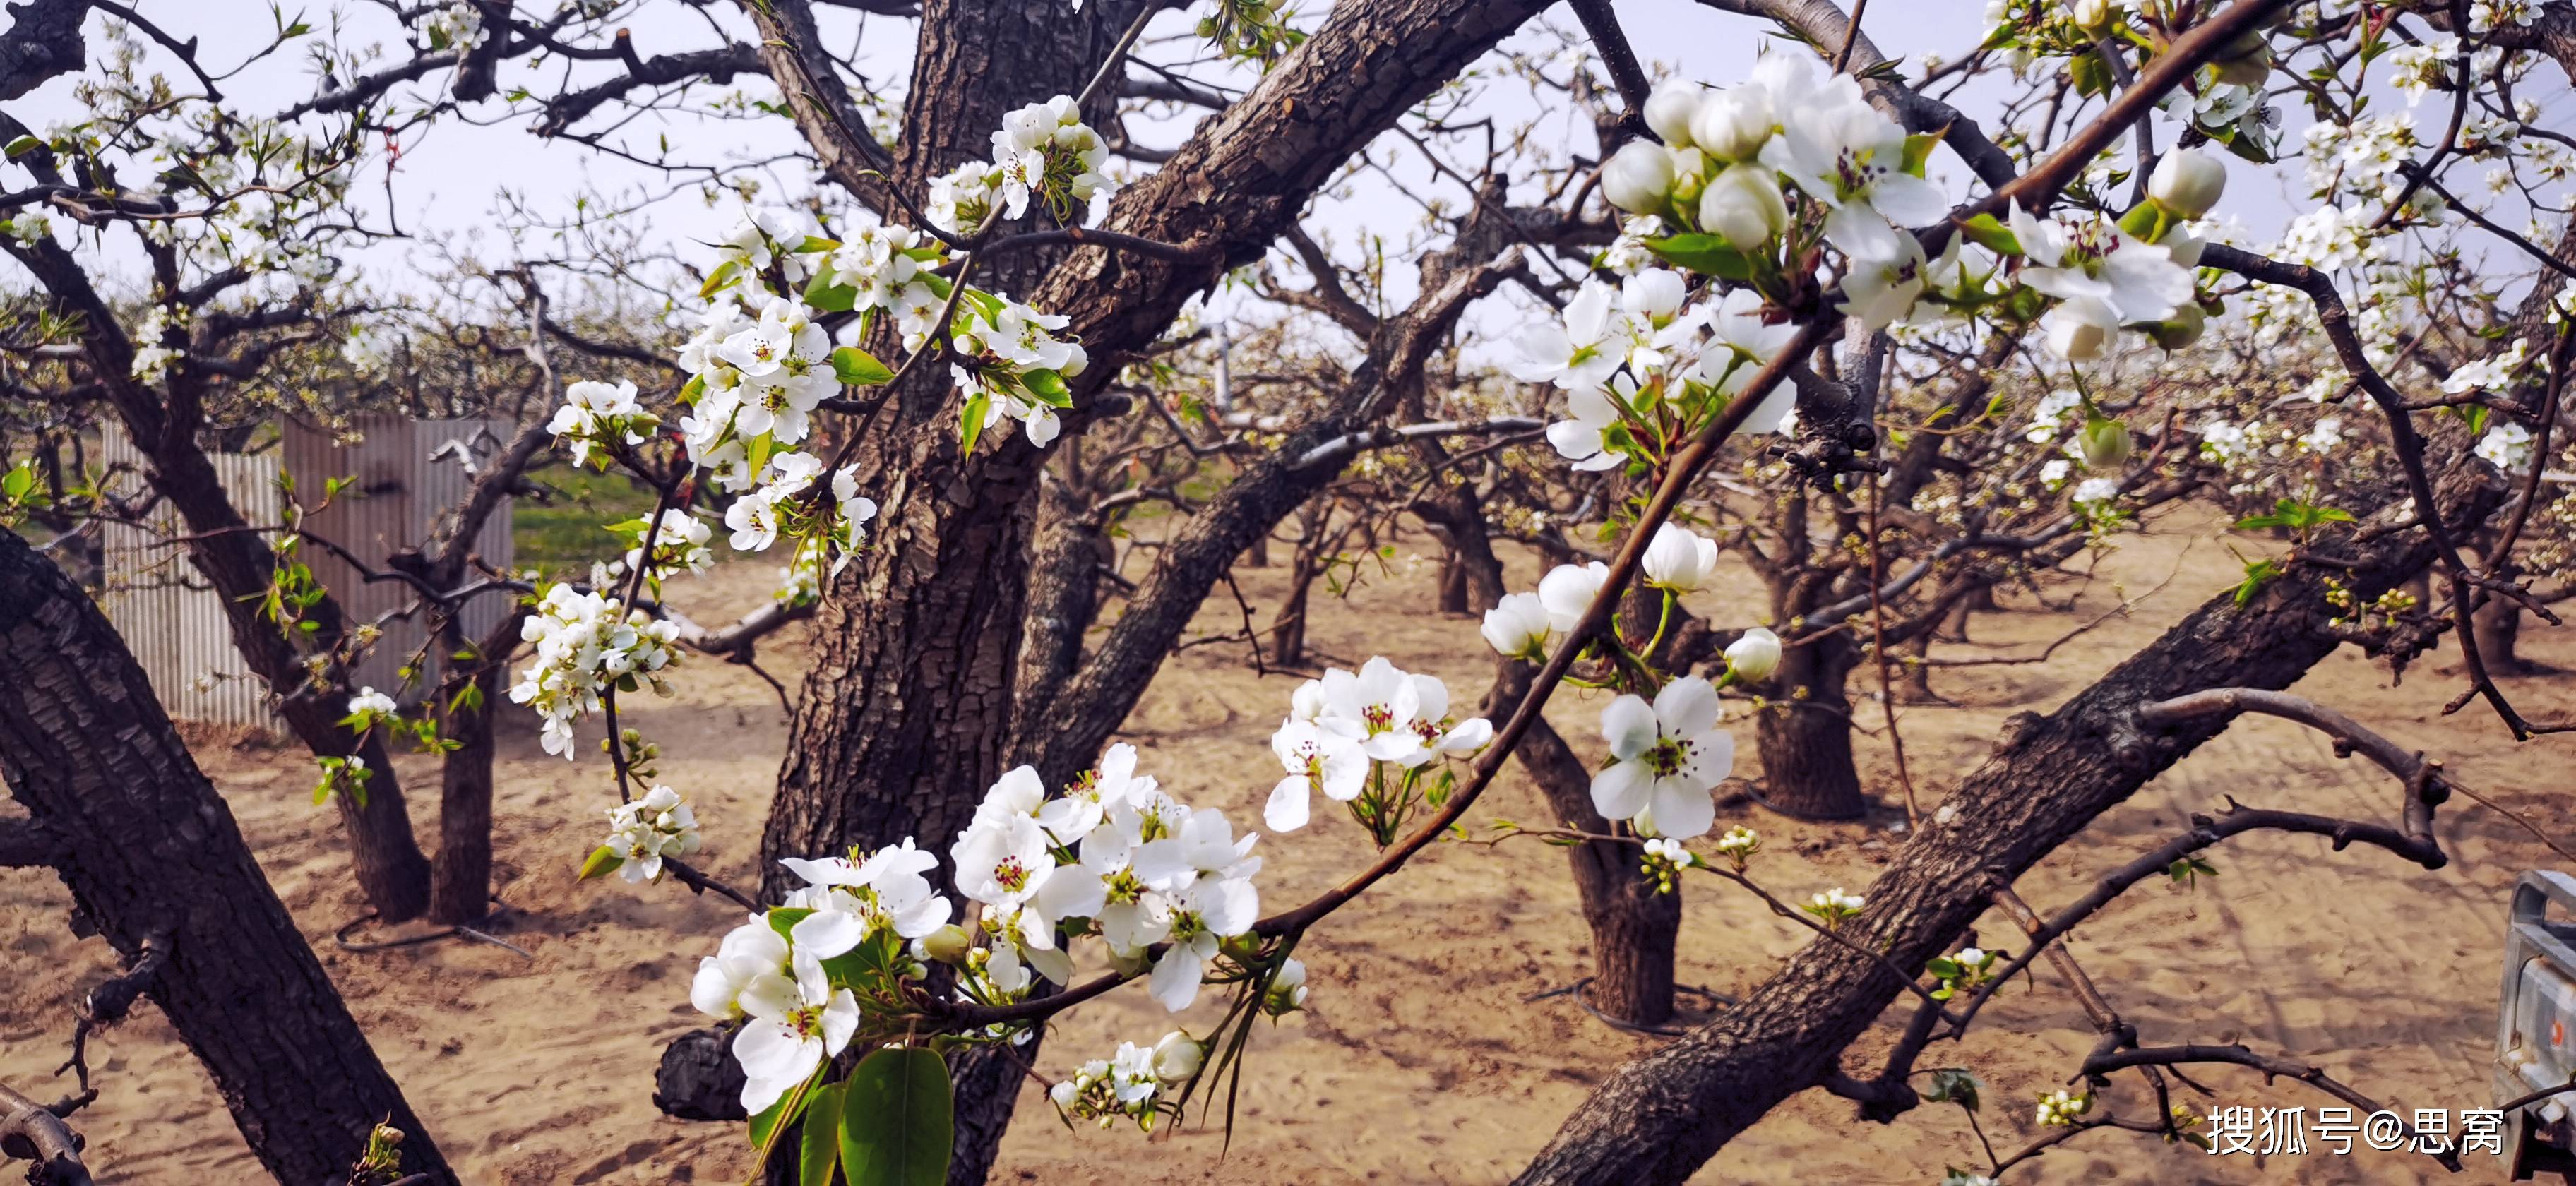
[513,464,662,577]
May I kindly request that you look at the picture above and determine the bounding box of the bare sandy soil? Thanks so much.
[4,512,2570,1185]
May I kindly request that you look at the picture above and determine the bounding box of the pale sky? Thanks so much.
[8,0,2559,343]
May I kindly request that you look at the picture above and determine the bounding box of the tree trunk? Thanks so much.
[753,3,1555,1177]
[142,437,435,922]
[2474,562,2527,675]
[1751,631,1867,820]
[1272,547,1319,668]
[428,631,501,926]
[1487,661,1680,1026]
[1436,538,1470,613]
[1509,462,2498,1186]
[1453,479,1676,1026]
[0,527,454,1186]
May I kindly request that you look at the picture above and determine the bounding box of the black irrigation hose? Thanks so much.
[1527,977,1736,1039]
[333,899,532,958]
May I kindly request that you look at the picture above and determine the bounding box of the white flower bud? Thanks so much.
[1725,626,1781,683]
[2149,301,2206,350]
[1602,140,1676,215]
[919,924,973,965]
[2147,148,2227,220]
[1688,88,1772,162]
[1151,1031,1204,1081]
[1642,522,1720,593]
[1481,591,1553,660]
[2070,0,2111,29]
[1697,163,1790,249]
[1642,80,1701,149]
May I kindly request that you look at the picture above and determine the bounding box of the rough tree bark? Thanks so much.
[0,527,454,1186]
[1751,625,1868,820]
[1509,460,2500,1186]
[0,186,436,923]
[750,3,1550,1175]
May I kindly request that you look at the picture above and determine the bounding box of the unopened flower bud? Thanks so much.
[2147,148,2227,220]
[1688,88,1772,162]
[1642,80,1701,149]
[1698,162,1790,250]
[1151,1031,1204,1081]
[2070,0,2112,30]
[1602,140,1676,215]
[2079,414,2133,469]
[919,924,973,965]
[1725,626,1782,684]
[2149,301,2207,350]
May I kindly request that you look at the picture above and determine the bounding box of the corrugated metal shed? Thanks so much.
[98,415,518,726]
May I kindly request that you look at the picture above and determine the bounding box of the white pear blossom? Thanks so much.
[732,950,860,1115]
[1592,676,1734,840]
[602,784,702,884]
[1266,719,1366,832]
[691,917,791,1020]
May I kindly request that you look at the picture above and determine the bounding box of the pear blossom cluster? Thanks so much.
[548,379,657,471]
[946,745,1279,1013]
[508,584,682,758]
[1047,1031,1202,1130]
[1544,54,2226,476]
[1265,657,1492,834]
[129,303,184,383]
[929,95,1113,233]
[599,785,703,885]
[676,741,1305,1120]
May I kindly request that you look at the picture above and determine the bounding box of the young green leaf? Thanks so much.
[831,345,895,386]
[839,1048,953,1186]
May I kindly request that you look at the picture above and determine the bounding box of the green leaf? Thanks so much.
[698,259,741,301]
[959,391,990,457]
[1957,212,2022,256]
[799,1082,845,1186]
[1900,131,1940,177]
[2070,50,2111,98]
[3,136,40,160]
[806,281,859,313]
[794,235,841,253]
[1642,234,1754,280]
[839,1048,953,1186]
[2,460,34,501]
[1022,368,1072,409]
[831,345,896,387]
[577,845,624,880]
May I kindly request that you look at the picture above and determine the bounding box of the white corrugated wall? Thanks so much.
[98,416,519,725]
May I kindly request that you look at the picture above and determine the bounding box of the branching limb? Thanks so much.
[0,1081,90,1186]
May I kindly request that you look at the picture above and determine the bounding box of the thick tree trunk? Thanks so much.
[753,3,1553,1177]
[1271,548,1320,669]
[2474,562,2527,675]
[0,527,454,1186]
[141,437,435,922]
[428,641,501,926]
[1751,631,1867,820]
[1510,462,2498,1186]
[1450,481,1676,1026]
[1487,661,1681,1026]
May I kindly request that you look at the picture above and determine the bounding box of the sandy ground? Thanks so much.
[4,512,2572,1185]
